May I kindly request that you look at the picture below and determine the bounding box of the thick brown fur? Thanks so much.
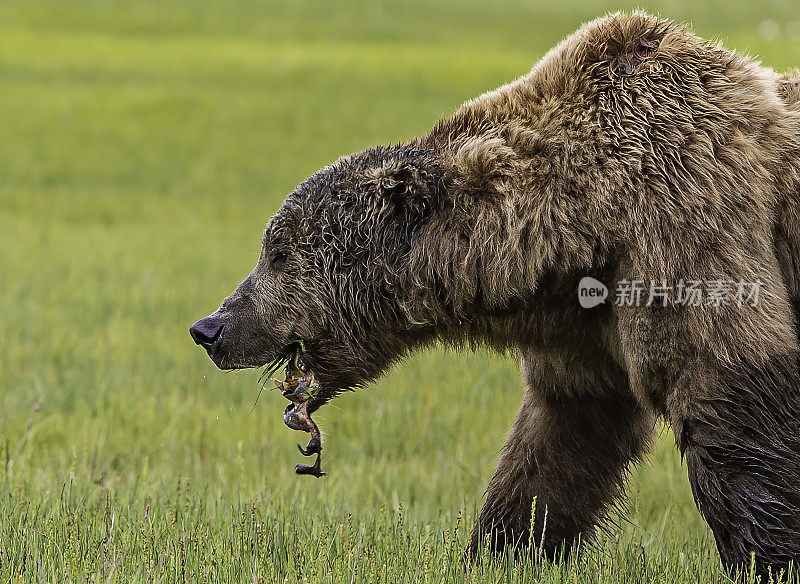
[192,12,800,577]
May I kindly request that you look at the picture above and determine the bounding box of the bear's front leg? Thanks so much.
[469,356,653,559]
[668,354,800,578]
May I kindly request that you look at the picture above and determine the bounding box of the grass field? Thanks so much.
[3,0,800,582]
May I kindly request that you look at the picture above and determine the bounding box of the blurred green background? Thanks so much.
[2,1,799,581]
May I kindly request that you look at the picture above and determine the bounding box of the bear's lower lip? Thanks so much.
[209,338,312,373]
[207,351,267,371]
[206,348,227,368]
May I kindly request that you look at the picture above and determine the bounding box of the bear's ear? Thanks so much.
[366,151,441,215]
[366,153,441,245]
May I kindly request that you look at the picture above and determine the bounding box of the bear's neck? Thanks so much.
[399,124,550,331]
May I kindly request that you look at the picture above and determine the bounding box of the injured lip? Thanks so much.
[275,348,326,478]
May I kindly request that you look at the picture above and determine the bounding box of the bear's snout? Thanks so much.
[189,316,225,353]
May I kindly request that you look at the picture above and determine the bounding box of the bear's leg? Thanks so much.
[668,354,800,577]
[468,360,652,560]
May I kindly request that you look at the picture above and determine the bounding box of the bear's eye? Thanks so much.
[270,250,288,269]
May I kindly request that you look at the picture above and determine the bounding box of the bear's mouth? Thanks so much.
[257,343,298,379]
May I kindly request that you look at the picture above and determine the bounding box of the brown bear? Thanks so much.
[190,11,800,577]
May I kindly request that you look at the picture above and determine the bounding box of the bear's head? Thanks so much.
[190,144,442,406]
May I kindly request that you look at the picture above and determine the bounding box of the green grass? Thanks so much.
[2,0,800,581]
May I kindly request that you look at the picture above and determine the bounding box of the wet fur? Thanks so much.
[197,11,800,576]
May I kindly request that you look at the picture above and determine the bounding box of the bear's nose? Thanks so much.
[189,316,225,350]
